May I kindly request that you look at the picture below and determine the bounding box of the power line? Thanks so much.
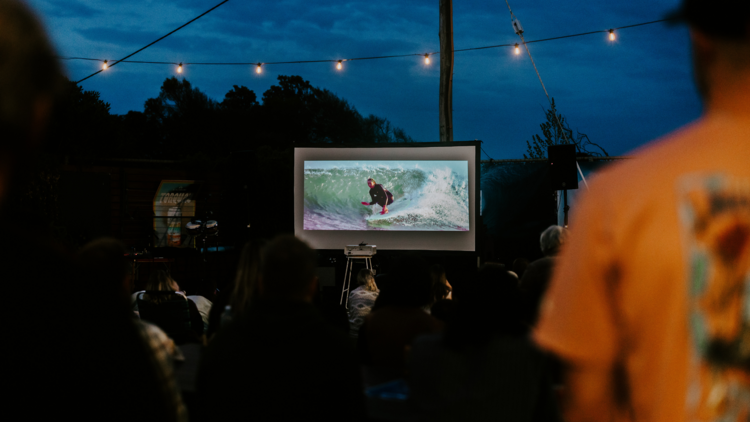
[75,0,229,83]
[505,0,571,145]
[63,18,668,71]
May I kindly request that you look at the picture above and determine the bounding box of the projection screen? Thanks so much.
[294,143,479,251]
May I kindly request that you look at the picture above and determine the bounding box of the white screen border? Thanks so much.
[294,143,478,251]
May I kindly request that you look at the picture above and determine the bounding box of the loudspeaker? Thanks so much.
[548,144,578,190]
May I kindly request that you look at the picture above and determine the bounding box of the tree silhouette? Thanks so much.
[52,80,118,159]
[143,77,221,158]
[258,75,320,145]
[221,85,258,112]
[53,75,417,162]
[257,75,414,145]
[524,98,608,159]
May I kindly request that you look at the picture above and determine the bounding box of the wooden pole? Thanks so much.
[439,0,453,142]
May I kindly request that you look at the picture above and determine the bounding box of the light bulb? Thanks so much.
[102,60,108,70]
[514,44,520,55]
[424,54,430,65]
[336,60,342,70]
[177,63,183,73]
[256,63,262,74]
[609,29,615,41]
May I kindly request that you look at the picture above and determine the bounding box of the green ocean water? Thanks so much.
[303,165,469,231]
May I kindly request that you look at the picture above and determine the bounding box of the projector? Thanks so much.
[344,245,377,256]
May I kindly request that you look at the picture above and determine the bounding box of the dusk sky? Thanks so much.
[28,0,701,159]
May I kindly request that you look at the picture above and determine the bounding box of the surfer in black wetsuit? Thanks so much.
[361,178,394,215]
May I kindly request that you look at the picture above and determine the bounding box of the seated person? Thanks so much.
[520,225,568,326]
[429,264,453,306]
[359,257,443,385]
[207,240,263,338]
[138,270,205,344]
[197,235,364,421]
[408,270,560,422]
[348,268,379,339]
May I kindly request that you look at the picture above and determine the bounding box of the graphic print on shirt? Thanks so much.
[679,174,750,422]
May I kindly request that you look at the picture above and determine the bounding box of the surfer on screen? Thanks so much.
[361,178,394,215]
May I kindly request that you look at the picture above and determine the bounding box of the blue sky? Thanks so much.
[28,0,700,159]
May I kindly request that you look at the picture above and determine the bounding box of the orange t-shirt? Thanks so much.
[534,113,750,422]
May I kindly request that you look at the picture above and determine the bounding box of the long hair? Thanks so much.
[229,241,264,317]
[429,264,450,303]
[144,270,178,304]
[357,268,378,292]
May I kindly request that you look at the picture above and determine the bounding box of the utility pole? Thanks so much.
[439,0,453,142]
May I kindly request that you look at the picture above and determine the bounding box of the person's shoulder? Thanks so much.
[589,118,730,189]
[526,256,555,271]
[412,331,444,348]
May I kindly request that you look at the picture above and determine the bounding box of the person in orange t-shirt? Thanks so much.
[533,1,750,421]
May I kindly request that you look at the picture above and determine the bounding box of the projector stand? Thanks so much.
[340,254,373,310]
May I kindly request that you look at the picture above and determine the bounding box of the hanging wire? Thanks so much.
[505,0,571,145]
[61,19,667,71]
[75,0,229,83]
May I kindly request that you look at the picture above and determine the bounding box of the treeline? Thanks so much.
[19,75,418,246]
[52,75,416,162]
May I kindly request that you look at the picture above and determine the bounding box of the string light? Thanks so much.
[64,18,667,79]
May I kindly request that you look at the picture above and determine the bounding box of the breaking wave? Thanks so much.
[304,165,469,231]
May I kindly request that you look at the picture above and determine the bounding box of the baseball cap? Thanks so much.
[666,0,750,40]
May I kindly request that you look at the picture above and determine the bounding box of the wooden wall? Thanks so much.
[61,164,223,249]
[61,164,233,296]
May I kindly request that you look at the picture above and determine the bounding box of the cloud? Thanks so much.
[37,0,100,19]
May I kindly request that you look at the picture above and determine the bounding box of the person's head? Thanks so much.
[430,264,447,286]
[540,225,568,256]
[473,267,523,324]
[261,235,318,302]
[147,269,179,291]
[668,0,750,107]
[77,237,131,307]
[446,267,525,349]
[429,264,451,303]
[367,178,375,188]
[145,270,180,304]
[372,255,433,310]
[0,0,64,203]
[230,240,264,314]
[357,268,378,292]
